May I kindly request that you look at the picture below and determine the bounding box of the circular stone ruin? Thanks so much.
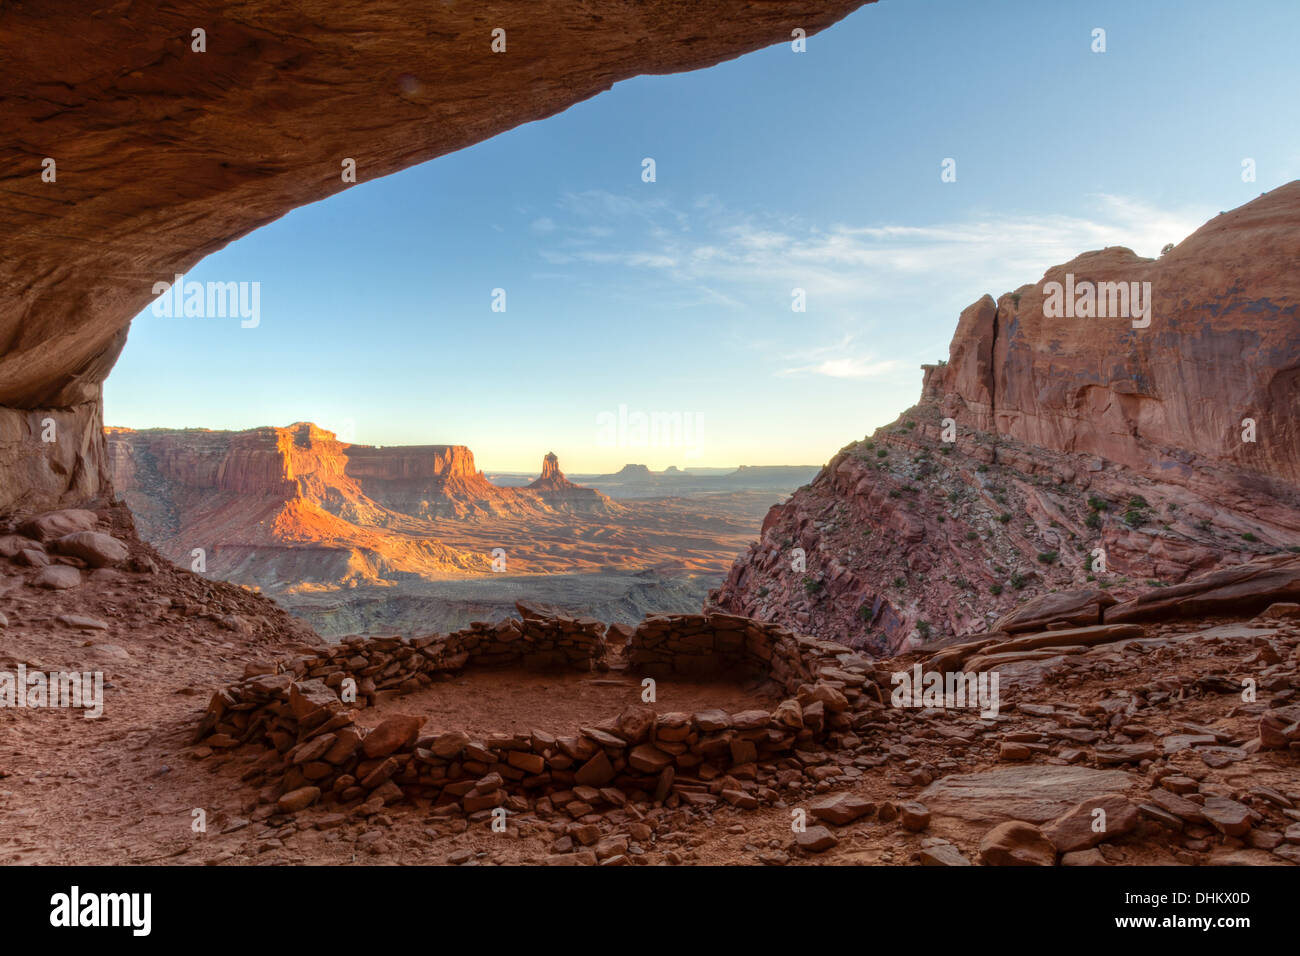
[192,604,884,818]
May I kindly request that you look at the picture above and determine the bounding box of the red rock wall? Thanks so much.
[716,186,1300,656]
[930,188,1300,487]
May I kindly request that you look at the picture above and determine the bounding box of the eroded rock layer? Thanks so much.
[713,185,1300,655]
[106,422,615,588]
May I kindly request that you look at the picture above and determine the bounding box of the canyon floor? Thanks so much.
[279,490,783,636]
[2,506,1296,867]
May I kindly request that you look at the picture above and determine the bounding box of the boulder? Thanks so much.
[361,714,424,758]
[19,509,97,542]
[52,531,129,568]
[918,765,1138,826]
[1042,794,1139,852]
[0,534,42,558]
[1258,602,1300,620]
[1108,555,1300,623]
[32,565,81,590]
[994,589,1117,633]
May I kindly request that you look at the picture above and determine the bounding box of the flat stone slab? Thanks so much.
[918,765,1138,825]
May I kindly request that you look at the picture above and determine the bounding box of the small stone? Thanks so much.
[276,786,320,813]
[808,793,874,825]
[430,731,470,758]
[1201,796,1254,837]
[507,750,545,775]
[795,825,838,853]
[56,613,109,631]
[1060,848,1108,866]
[722,789,759,810]
[899,801,931,832]
[1273,845,1300,865]
[627,743,673,774]
[362,714,423,758]
[919,844,971,866]
[999,742,1032,761]
[1160,775,1199,795]
[979,821,1056,866]
[574,751,615,787]
[615,705,656,744]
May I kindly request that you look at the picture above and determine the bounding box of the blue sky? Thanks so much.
[105,0,1300,472]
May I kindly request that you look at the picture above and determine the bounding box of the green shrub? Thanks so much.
[1242,532,1259,542]
[1085,511,1101,529]
[1037,551,1058,565]
[989,583,1003,595]
[998,512,1012,524]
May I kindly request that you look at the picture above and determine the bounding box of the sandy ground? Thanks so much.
[356,669,779,737]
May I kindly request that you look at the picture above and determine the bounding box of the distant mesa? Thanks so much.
[105,424,618,590]
[613,464,654,480]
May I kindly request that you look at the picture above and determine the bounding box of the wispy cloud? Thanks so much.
[532,189,1209,299]
[768,334,904,381]
[526,189,1214,378]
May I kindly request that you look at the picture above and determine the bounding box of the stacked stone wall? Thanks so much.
[194,606,882,819]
